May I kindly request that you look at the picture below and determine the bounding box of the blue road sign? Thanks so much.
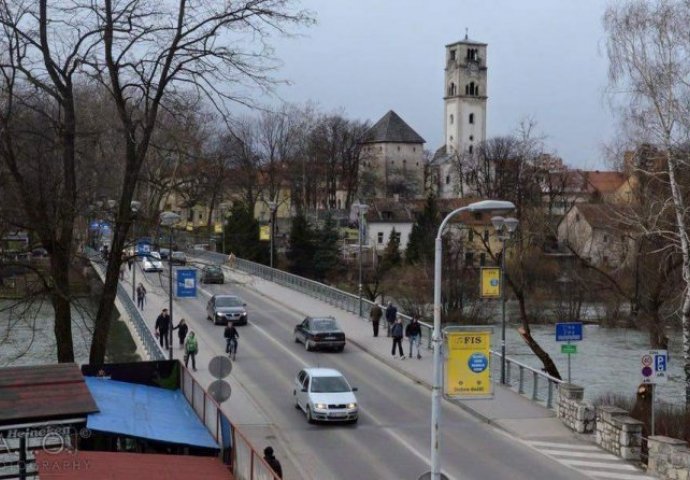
[175,269,197,298]
[135,240,151,256]
[467,353,489,373]
[655,354,667,373]
[555,322,583,342]
[642,350,668,384]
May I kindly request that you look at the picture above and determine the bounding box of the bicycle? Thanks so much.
[226,337,238,361]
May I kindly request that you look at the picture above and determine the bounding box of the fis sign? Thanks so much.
[444,327,493,399]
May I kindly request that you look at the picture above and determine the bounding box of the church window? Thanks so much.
[450,114,454,124]
[413,147,416,152]
[465,84,469,95]
[450,49,456,60]
[469,145,474,154]
[445,175,451,185]
[466,82,478,96]
[449,135,454,143]
[470,135,474,141]
[469,113,474,124]
[397,146,401,151]
[416,162,419,166]
[448,82,456,96]
[378,232,384,244]
[479,253,486,266]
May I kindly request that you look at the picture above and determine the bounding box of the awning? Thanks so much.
[84,377,218,449]
[35,450,232,480]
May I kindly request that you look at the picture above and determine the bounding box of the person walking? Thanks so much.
[136,283,147,310]
[173,318,189,348]
[391,317,405,359]
[369,303,383,337]
[263,446,282,479]
[385,301,397,337]
[184,332,198,371]
[155,308,171,350]
[405,317,422,359]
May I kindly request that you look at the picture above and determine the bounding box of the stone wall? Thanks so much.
[595,405,643,461]
[556,383,595,433]
[647,436,690,480]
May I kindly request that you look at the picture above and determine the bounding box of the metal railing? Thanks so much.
[194,250,562,409]
[86,249,165,361]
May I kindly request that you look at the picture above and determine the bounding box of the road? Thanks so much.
[140,267,591,480]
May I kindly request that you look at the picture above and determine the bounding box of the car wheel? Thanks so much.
[294,335,300,344]
[293,391,300,409]
[335,346,344,353]
[304,340,312,352]
[306,406,314,424]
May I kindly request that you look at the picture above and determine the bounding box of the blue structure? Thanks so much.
[175,269,197,298]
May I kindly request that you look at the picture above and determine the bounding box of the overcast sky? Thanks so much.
[268,0,615,169]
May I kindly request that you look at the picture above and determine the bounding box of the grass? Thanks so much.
[106,317,141,363]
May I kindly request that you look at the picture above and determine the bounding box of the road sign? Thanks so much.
[561,344,577,354]
[444,327,493,399]
[480,267,501,298]
[641,350,668,384]
[555,322,583,342]
[175,268,197,298]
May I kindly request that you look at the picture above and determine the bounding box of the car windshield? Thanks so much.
[206,267,221,274]
[311,319,338,331]
[150,252,161,260]
[172,252,184,258]
[216,297,242,307]
[311,376,350,393]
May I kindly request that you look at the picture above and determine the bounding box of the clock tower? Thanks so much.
[444,34,487,157]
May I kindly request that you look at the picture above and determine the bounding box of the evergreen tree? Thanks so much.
[223,203,268,263]
[286,212,315,277]
[313,214,341,281]
[406,194,440,264]
[381,227,402,269]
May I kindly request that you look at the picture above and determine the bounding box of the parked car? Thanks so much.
[293,368,358,424]
[170,251,187,265]
[206,294,247,325]
[158,248,170,260]
[201,266,225,284]
[294,316,346,352]
[142,251,163,272]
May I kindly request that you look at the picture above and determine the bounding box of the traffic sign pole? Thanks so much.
[651,383,655,437]
[567,340,571,384]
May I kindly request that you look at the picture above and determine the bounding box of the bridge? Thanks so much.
[93,250,656,480]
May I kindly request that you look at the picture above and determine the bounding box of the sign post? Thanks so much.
[479,267,501,298]
[641,350,668,436]
[175,268,198,298]
[555,322,583,384]
[443,326,493,399]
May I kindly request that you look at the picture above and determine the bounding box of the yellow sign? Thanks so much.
[480,267,501,298]
[444,329,493,399]
[343,228,359,241]
[214,223,223,234]
[185,222,193,232]
[259,225,270,241]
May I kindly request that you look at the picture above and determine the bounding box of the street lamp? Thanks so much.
[160,210,181,360]
[353,201,369,317]
[130,201,141,301]
[268,200,278,271]
[430,199,515,480]
[491,216,519,386]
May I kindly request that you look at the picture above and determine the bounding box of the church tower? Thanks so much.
[444,34,488,157]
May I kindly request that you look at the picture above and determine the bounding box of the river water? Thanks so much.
[501,322,685,406]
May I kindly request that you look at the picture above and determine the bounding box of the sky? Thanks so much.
[268,0,616,169]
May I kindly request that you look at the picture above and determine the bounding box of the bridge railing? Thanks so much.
[194,250,561,410]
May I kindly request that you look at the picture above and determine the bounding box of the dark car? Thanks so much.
[158,248,170,260]
[170,251,187,265]
[294,316,345,352]
[201,266,225,284]
[207,294,247,325]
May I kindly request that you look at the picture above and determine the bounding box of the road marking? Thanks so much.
[527,441,601,451]
[584,471,656,480]
[540,449,620,460]
[559,460,638,470]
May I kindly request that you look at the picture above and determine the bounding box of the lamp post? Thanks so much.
[268,200,278,271]
[490,216,519,386]
[353,201,369,317]
[130,201,141,301]
[430,199,515,480]
[160,211,181,360]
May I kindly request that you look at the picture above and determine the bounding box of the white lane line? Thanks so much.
[559,459,638,470]
[586,471,656,480]
[527,441,601,451]
[540,449,621,460]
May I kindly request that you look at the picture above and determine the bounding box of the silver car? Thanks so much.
[293,368,358,424]
[206,294,248,325]
[142,251,163,272]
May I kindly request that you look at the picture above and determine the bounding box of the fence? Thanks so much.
[193,250,563,409]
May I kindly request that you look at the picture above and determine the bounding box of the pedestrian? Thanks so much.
[136,283,147,310]
[263,446,282,479]
[127,256,133,271]
[405,316,422,359]
[173,318,189,348]
[385,301,397,337]
[155,308,171,350]
[119,264,125,280]
[227,252,236,268]
[369,303,383,337]
[391,317,405,359]
[184,331,198,371]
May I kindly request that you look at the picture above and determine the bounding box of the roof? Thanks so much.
[304,367,343,377]
[365,198,416,223]
[0,364,98,427]
[446,34,487,46]
[570,203,631,231]
[363,110,425,144]
[584,171,627,195]
[35,451,232,480]
[84,377,218,449]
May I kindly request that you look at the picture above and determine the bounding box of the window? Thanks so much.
[575,213,580,222]
[448,82,456,96]
[413,147,416,152]
[397,146,401,152]
[198,212,203,221]
[378,232,384,244]
[479,253,486,266]
[483,230,489,242]
[446,175,451,185]
[468,230,474,242]
[469,145,473,154]
[465,252,474,264]
[450,114,454,125]
[603,235,608,243]
[450,49,456,60]
[416,162,419,166]
[469,113,474,124]
[473,212,481,220]
[469,135,474,141]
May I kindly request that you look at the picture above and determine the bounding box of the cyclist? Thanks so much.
[224,324,239,359]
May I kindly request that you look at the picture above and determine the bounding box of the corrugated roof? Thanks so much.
[572,203,631,231]
[585,171,627,195]
[0,364,98,426]
[363,110,425,144]
[85,377,218,449]
[35,451,232,480]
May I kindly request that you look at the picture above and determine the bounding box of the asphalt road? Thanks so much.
[142,267,590,480]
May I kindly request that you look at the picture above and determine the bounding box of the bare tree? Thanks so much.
[604,0,690,404]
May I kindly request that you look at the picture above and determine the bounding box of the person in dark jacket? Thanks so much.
[155,309,171,350]
[405,317,422,359]
[224,324,239,356]
[385,302,397,337]
[369,303,383,337]
[173,318,189,347]
[136,283,147,310]
[263,446,282,478]
[391,318,405,359]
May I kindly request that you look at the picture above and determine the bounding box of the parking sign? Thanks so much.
[641,350,668,384]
